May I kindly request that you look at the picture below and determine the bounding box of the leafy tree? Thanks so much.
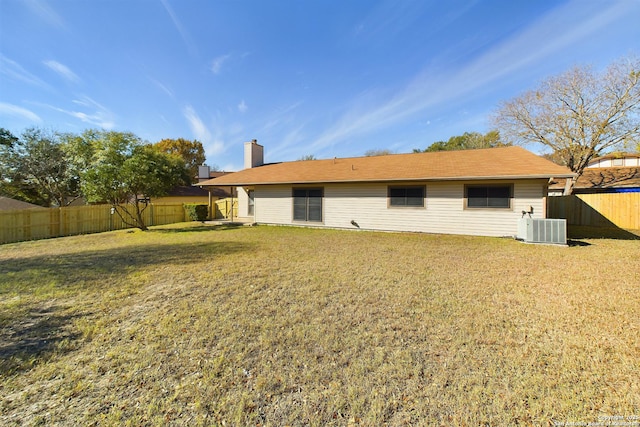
[0,128,18,148]
[0,128,18,181]
[414,130,509,153]
[0,127,79,207]
[494,55,640,194]
[59,129,101,190]
[364,149,395,156]
[78,131,184,230]
[0,128,22,200]
[154,138,205,184]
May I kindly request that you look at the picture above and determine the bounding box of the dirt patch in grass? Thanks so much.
[1,223,639,426]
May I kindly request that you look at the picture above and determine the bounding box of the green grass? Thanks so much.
[1,223,639,426]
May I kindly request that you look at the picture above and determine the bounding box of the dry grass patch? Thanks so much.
[1,224,638,426]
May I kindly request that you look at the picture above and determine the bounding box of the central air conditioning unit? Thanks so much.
[517,218,567,245]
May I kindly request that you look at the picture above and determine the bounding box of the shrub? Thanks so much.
[184,204,208,222]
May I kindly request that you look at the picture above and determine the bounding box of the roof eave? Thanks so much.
[198,173,577,187]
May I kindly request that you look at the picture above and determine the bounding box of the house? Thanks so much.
[548,153,640,195]
[198,141,575,237]
[585,152,640,168]
[548,168,640,195]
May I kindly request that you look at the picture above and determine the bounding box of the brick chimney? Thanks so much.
[244,139,264,169]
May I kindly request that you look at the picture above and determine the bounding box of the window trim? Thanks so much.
[292,187,324,223]
[464,184,513,210]
[387,185,426,208]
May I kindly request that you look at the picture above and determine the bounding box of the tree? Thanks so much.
[154,138,205,185]
[0,127,80,207]
[78,131,184,230]
[414,130,509,153]
[0,128,23,200]
[364,149,395,156]
[0,128,18,148]
[298,154,317,161]
[494,55,640,194]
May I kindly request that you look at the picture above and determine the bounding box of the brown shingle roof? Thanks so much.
[168,186,213,197]
[0,196,45,210]
[199,146,575,186]
[171,185,231,198]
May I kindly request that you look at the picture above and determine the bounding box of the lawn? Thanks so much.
[0,223,638,426]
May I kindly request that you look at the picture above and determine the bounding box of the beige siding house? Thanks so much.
[586,153,640,168]
[198,141,575,237]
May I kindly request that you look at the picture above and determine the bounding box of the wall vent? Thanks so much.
[517,218,567,245]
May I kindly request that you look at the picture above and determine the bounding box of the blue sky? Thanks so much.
[1,0,639,171]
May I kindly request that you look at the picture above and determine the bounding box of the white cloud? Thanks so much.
[71,96,115,128]
[25,0,66,30]
[207,138,226,159]
[160,0,197,56]
[149,77,174,98]
[43,60,80,83]
[69,111,114,129]
[210,54,231,74]
[0,102,42,123]
[237,100,248,113]
[183,105,210,141]
[183,105,225,156]
[40,96,115,129]
[0,55,49,88]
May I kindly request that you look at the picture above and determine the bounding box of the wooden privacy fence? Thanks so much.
[214,198,238,220]
[547,193,640,229]
[0,203,187,244]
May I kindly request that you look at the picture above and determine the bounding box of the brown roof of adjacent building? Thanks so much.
[0,196,45,210]
[170,185,230,198]
[168,186,212,197]
[198,146,575,186]
[549,167,640,190]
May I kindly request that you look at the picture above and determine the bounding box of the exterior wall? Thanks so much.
[253,180,548,237]
[255,185,294,224]
[237,187,251,218]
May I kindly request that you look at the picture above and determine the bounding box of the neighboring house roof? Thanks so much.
[167,185,231,198]
[198,146,575,186]
[549,167,640,192]
[209,171,232,179]
[168,186,211,197]
[196,170,234,183]
[0,196,45,210]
